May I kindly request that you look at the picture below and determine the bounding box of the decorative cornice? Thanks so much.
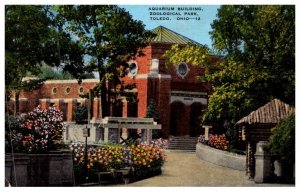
[44,79,100,84]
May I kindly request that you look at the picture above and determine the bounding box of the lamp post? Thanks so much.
[83,125,90,182]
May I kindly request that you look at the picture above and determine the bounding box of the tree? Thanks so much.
[164,5,295,126]
[145,100,161,139]
[5,5,83,115]
[34,63,95,80]
[210,5,295,106]
[145,99,159,122]
[55,5,155,117]
[5,5,52,115]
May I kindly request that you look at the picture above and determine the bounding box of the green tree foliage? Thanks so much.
[5,5,51,91]
[35,64,74,80]
[34,64,95,80]
[5,5,53,115]
[55,5,155,117]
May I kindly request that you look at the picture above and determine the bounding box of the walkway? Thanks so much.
[122,151,294,187]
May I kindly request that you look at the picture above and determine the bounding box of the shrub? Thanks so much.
[7,105,64,153]
[145,100,161,139]
[5,113,22,153]
[265,113,295,164]
[74,105,88,124]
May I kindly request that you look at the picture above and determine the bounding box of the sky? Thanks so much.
[119,5,220,48]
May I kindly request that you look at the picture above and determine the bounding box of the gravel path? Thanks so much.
[122,151,293,187]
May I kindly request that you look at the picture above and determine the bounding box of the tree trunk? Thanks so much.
[99,71,108,118]
[14,90,20,116]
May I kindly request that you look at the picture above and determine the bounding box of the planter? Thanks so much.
[5,150,74,186]
[131,166,162,182]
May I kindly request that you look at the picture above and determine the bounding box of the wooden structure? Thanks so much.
[236,99,294,179]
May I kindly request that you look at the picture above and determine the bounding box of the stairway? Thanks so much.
[166,136,198,152]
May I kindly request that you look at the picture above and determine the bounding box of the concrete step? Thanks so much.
[166,137,198,152]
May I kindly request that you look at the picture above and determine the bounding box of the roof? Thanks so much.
[236,98,294,125]
[151,26,202,46]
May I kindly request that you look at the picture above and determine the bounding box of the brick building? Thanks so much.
[14,26,218,137]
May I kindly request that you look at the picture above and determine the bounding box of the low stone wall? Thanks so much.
[196,143,246,171]
[63,122,103,144]
[5,150,74,186]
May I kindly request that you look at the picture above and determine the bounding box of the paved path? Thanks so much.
[121,151,293,187]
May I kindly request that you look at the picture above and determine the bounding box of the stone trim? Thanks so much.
[171,90,207,97]
[136,74,171,79]
[10,98,28,101]
[39,98,87,103]
[44,79,100,84]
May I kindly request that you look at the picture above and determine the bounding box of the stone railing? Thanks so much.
[63,117,161,145]
[5,149,74,187]
[196,143,246,171]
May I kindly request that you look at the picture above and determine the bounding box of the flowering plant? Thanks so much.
[140,138,168,149]
[69,138,166,172]
[70,143,129,171]
[9,105,64,153]
[208,134,229,150]
[197,135,206,144]
[130,143,166,170]
[198,134,229,151]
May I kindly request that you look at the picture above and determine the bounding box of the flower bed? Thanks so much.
[69,139,168,185]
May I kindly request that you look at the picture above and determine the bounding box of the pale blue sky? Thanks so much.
[119,5,220,48]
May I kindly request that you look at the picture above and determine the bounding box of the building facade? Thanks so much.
[13,26,218,137]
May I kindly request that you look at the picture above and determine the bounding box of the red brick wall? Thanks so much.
[158,77,171,136]
[19,80,98,101]
[136,78,148,118]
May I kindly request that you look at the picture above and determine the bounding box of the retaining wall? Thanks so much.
[196,143,246,171]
